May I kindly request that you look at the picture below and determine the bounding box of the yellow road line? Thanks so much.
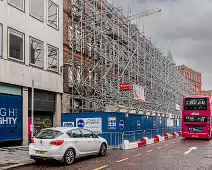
[116,158,129,163]
[93,165,108,170]
[134,153,142,157]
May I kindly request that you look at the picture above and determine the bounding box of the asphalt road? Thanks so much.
[12,137,212,170]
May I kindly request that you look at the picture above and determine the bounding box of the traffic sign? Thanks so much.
[77,119,85,128]
[119,120,124,130]
[137,120,141,129]
[153,121,156,128]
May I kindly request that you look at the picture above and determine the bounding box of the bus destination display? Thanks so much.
[184,116,208,122]
[184,98,207,110]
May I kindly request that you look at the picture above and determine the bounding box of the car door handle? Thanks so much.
[74,141,78,143]
[87,141,91,143]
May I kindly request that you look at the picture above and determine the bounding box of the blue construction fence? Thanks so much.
[62,112,182,147]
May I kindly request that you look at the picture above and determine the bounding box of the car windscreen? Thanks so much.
[36,129,63,139]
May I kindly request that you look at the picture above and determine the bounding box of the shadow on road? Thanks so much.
[182,138,211,141]
[34,154,100,167]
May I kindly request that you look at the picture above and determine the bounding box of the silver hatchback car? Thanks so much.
[29,127,108,165]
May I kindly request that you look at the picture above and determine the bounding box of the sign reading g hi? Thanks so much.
[0,94,22,141]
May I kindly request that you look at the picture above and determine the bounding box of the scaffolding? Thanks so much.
[64,0,194,114]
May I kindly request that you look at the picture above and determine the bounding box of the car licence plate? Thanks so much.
[35,151,46,156]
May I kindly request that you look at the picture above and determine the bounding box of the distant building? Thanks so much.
[201,90,212,98]
[177,65,201,95]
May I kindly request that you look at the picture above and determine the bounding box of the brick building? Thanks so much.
[201,90,212,98]
[177,65,201,95]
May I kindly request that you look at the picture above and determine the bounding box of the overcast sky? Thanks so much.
[107,0,212,90]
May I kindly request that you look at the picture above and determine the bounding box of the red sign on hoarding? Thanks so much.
[120,84,131,91]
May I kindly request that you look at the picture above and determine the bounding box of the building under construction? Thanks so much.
[63,0,194,116]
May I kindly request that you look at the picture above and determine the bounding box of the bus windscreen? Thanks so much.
[184,98,207,110]
[184,116,208,122]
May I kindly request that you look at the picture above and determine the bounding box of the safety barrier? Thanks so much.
[99,128,182,148]
[100,132,122,147]
[121,128,182,148]
[121,130,181,150]
[122,128,181,144]
[138,137,147,147]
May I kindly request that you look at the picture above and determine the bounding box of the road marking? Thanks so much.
[157,147,162,149]
[134,153,142,157]
[117,158,129,163]
[94,165,108,170]
[147,150,153,152]
[184,147,197,155]
[165,144,169,146]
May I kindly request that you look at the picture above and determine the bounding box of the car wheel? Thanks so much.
[64,148,75,165]
[98,143,107,156]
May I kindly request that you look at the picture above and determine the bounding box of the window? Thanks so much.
[69,68,74,87]
[0,24,2,58]
[70,129,82,138]
[30,37,44,68]
[47,44,58,72]
[8,28,24,62]
[8,0,24,11]
[76,66,81,82]
[47,0,59,29]
[30,0,44,21]
[81,129,93,138]
[36,129,63,139]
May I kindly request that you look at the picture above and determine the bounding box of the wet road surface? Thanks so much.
[12,137,212,170]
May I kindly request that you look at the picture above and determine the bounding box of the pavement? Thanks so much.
[0,146,34,170]
[7,137,212,170]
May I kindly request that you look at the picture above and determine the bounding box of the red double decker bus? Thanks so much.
[182,95,212,140]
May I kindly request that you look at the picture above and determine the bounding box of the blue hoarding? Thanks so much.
[62,112,182,146]
[0,94,22,142]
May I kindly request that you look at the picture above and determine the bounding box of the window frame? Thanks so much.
[47,43,59,73]
[47,0,59,30]
[36,129,63,139]
[80,129,94,138]
[8,27,25,63]
[29,36,44,69]
[8,0,25,12]
[67,129,83,138]
[29,0,44,22]
[0,23,3,58]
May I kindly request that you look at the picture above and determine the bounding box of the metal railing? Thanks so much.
[99,132,122,148]
[99,127,182,148]
[122,128,182,144]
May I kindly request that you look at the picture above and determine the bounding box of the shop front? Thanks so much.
[28,89,55,141]
[0,83,22,145]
